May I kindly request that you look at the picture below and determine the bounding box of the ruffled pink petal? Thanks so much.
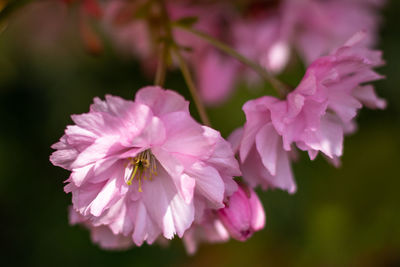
[69,164,93,186]
[220,174,239,198]
[178,174,196,204]
[88,176,124,217]
[70,135,125,169]
[130,116,166,148]
[242,145,296,193]
[328,90,362,122]
[187,162,225,209]
[114,102,154,145]
[160,111,213,158]
[241,96,279,161]
[92,198,127,228]
[301,113,343,159]
[91,95,132,116]
[64,125,97,149]
[352,85,387,109]
[141,166,194,239]
[241,147,270,189]
[255,123,280,176]
[67,182,105,215]
[135,86,189,115]
[151,147,184,176]
[152,147,192,203]
[227,127,243,154]
[202,126,241,177]
[273,144,297,194]
[131,201,149,246]
[50,147,79,170]
[71,111,121,137]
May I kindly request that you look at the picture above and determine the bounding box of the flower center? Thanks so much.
[126,150,157,192]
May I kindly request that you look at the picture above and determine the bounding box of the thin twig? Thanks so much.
[173,24,289,97]
[158,0,211,126]
[173,46,211,126]
[154,41,167,86]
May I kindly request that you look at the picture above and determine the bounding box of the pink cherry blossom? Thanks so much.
[50,86,240,247]
[183,183,265,254]
[270,31,385,160]
[236,32,384,192]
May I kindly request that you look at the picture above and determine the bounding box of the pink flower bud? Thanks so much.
[217,184,265,241]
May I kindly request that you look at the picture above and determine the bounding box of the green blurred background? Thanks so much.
[0,1,399,266]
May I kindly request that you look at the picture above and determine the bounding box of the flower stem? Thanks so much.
[158,0,211,126]
[154,40,167,86]
[172,24,289,97]
[173,46,211,126]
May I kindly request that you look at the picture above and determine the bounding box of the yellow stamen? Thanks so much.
[125,150,158,191]
[127,164,139,185]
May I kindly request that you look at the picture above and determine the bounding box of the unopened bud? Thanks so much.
[217,184,265,241]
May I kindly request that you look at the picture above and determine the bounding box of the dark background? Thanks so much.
[0,1,399,266]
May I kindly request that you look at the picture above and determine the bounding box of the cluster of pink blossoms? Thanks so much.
[50,0,387,254]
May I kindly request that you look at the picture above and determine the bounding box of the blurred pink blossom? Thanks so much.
[169,1,239,105]
[195,49,239,105]
[234,0,384,72]
[101,0,384,106]
[102,0,157,73]
[233,3,291,75]
[196,0,384,104]
[183,209,230,255]
[287,0,384,64]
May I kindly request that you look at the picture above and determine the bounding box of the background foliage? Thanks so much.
[0,1,399,266]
